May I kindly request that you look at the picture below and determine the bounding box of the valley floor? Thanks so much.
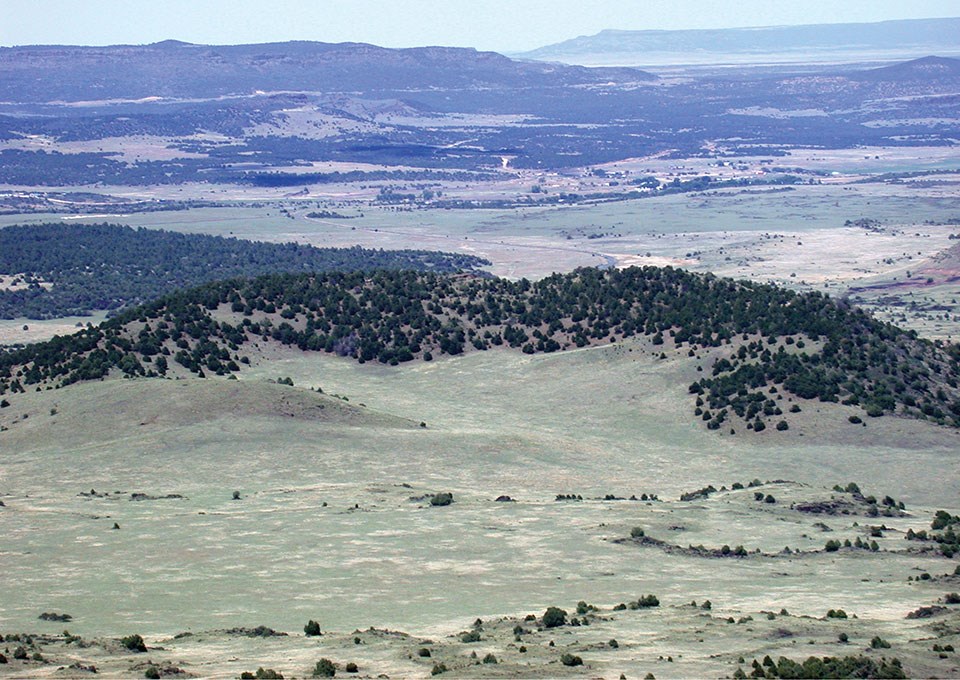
[1,342,958,677]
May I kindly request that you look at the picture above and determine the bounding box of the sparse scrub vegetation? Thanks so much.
[4,266,958,433]
[120,633,147,652]
[241,669,283,680]
[429,492,454,507]
[736,655,904,679]
[459,630,481,643]
[312,658,337,677]
[542,606,567,628]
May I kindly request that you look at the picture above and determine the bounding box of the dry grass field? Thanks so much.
[1,339,958,677]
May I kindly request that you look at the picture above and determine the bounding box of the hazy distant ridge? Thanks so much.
[518,17,960,62]
[0,40,655,102]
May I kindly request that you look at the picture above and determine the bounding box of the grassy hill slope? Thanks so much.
[2,266,959,433]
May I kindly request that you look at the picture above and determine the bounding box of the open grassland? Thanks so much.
[1,343,958,676]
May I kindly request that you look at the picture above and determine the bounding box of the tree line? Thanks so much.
[0,223,489,319]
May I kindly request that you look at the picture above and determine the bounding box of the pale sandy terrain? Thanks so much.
[0,274,52,293]
[0,314,105,346]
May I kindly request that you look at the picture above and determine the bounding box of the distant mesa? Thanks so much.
[853,55,960,82]
[514,17,960,66]
[148,39,193,49]
[0,40,656,103]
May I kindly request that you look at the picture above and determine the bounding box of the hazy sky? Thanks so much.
[3,0,958,52]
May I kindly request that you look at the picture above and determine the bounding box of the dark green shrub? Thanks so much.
[482,653,497,664]
[870,636,891,649]
[460,630,481,643]
[430,663,447,675]
[637,594,660,607]
[344,662,358,673]
[754,492,765,501]
[776,420,789,431]
[313,658,337,677]
[764,494,776,503]
[770,656,902,680]
[542,606,567,628]
[824,539,841,552]
[560,653,583,667]
[121,634,147,652]
[608,639,619,648]
[304,620,322,636]
[430,492,453,507]
[945,592,960,604]
[418,648,431,657]
[257,669,283,679]
[145,667,161,680]
[576,600,597,615]
[826,609,847,619]
[13,646,27,660]
[630,526,645,539]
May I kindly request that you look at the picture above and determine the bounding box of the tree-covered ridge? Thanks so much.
[0,223,490,319]
[2,266,959,431]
